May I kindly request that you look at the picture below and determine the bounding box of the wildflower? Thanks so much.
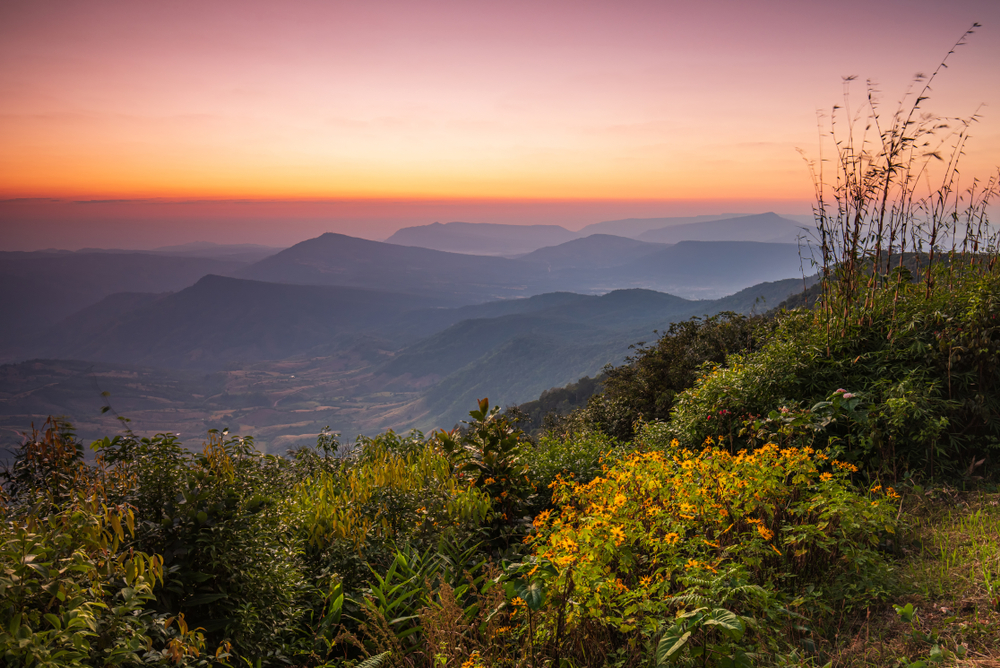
[756,525,774,541]
[820,472,833,482]
[511,596,525,606]
[611,526,626,545]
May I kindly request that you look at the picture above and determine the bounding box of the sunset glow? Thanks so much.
[2,0,998,248]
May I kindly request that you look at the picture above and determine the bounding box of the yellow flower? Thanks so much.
[756,525,773,541]
[511,596,525,606]
[611,526,626,545]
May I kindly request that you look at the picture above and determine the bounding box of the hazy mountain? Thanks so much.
[237,232,541,304]
[612,240,807,297]
[403,282,808,429]
[399,292,592,338]
[234,231,812,303]
[385,221,581,256]
[637,212,809,244]
[516,240,807,299]
[35,275,449,370]
[0,273,809,450]
[148,242,284,263]
[73,242,284,263]
[0,252,248,358]
[518,234,668,270]
[578,214,746,239]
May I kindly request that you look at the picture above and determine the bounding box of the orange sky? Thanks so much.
[1,0,998,248]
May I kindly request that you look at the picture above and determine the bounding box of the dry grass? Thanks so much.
[831,487,1000,667]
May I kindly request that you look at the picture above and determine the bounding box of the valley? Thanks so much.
[0,214,815,454]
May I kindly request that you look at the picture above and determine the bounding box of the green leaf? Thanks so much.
[516,579,546,611]
[703,608,745,641]
[656,629,692,665]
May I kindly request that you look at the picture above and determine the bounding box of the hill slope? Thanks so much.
[518,235,668,270]
[0,252,247,359]
[236,233,541,303]
[36,275,449,370]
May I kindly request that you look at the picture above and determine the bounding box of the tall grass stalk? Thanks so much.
[800,22,999,342]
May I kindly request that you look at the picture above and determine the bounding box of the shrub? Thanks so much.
[521,431,899,664]
[289,430,492,589]
[668,268,1000,477]
[584,313,775,441]
[95,429,308,662]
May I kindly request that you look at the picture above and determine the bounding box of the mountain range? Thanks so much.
[0,217,818,451]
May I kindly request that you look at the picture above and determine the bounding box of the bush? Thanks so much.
[583,313,774,441]
[519,430,899,665]
[95,429,308,662]
[667,268,1000,477]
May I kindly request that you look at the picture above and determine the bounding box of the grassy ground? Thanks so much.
[831,486,1000,667]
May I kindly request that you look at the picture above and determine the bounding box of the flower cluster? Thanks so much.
[525,436,899,632]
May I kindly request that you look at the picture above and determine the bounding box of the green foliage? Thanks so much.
[0,494,167,667]
[584,313,774,441]
[531,428,620,486]
[667,268,1000,477]
[437,398,536,547]
[1,418,91,511]
[94,429,308,662]
[513,375,604,435]
[289,428,492,600]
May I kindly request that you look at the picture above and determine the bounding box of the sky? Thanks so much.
[1,0,998,249]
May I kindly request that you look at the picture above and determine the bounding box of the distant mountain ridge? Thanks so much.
[0,251,249,359]
[386,221,581,256]
[518,235,668,270]
[34,275,450,370]
[236,232,535,304]
[637,212,808,244]
[578,214,747,238]
[235,231,807,302]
